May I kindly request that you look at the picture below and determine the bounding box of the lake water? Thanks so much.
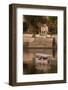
[23,48,57,75]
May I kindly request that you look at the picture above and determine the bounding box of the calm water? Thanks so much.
[23,48,57,75]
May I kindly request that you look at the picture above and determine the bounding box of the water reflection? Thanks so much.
[23,48,57,74]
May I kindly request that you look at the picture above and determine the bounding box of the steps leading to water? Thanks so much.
[28,37,53,48]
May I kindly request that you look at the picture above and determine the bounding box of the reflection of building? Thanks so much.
[40,24,48,38]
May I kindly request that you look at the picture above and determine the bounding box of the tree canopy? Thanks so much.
[23,15,57,35]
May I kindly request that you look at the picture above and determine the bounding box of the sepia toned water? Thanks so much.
[23,48,57,75]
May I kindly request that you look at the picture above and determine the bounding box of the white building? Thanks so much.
[40,24,48,38]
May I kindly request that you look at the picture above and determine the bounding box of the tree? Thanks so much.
[23,15,57,36]
[48,17,57,34]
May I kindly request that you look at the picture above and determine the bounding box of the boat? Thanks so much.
[34,53,52,65]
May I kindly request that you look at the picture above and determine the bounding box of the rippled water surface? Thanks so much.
[23,48,57,75]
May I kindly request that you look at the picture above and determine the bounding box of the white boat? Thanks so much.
[34,53,52,65]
